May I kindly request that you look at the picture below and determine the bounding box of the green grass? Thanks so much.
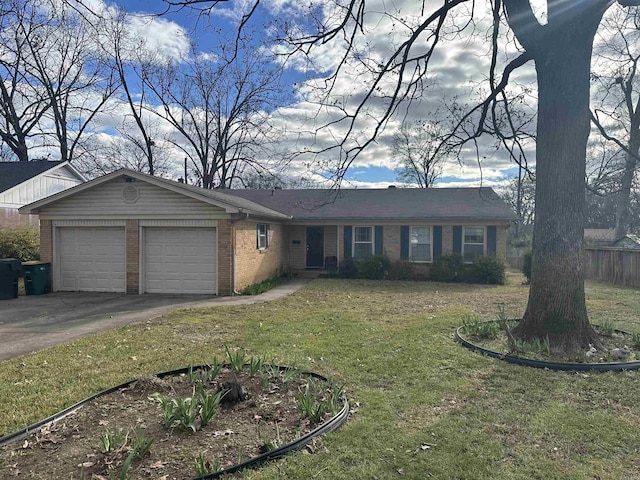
[2,275,640,479]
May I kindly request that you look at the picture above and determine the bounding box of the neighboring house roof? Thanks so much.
[584,228,618,245]
[614,235,640,249]
[19,169,291,220]
[0,160,85,193]
[584,228,640,249]
[224,187,515,222]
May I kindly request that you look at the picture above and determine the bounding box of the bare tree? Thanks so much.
[77,132,171,178]
[98,10,162,175]
[0,0,118,163]
[25,1,119,164]
[145,34,283,189]
[393,120,447,188]
[590,6,640,238]
[0,0,52,161]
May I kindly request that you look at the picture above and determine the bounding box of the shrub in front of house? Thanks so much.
[387,260,415,280]
[356,254,390,280]
[469,256,506,284]
[430,253,465,282]
[522,251,532,284]
[0,226,40,261]
[338,258,359,278]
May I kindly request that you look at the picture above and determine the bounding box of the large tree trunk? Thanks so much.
[513,14,604,352]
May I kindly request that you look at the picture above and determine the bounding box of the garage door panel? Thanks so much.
[58,228,125,293]
[144,228,216,294]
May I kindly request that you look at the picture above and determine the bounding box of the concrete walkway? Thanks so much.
[0,278,311,362]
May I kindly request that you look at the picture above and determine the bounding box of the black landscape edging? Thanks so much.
[455,325,640,372]
[0,364,350,479]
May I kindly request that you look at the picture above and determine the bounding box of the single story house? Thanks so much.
[584,228,640,250]
[0,161,86,227]
[19,169,515,295]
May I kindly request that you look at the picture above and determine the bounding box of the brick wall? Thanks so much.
[216,220,233,296]
[383,225,400,259]
[126,220,139,294]
[39,220,53,263]
[233,220,283,292]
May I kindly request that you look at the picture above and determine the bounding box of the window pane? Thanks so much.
[257,224,267,249]
[354,242,372,259]
[464,244,484,262]
[410,226,431,261]
[464,227,484,244]
[412,244,431,262]
[411,226,430,244]
[354,226,372,242]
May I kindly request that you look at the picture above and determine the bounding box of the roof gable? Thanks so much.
[0,161,85,193]
[19,169,290,220]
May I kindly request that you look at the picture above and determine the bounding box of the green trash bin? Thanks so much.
[22,261,51,295]
[0,259,20,300]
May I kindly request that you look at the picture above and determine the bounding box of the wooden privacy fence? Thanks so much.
[585,247,640,289]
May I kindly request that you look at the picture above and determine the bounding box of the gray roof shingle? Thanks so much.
[0,161,66,193]
[224,187,515,222]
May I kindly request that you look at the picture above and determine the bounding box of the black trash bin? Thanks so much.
[22,261,51,295]
[0,258,21,300]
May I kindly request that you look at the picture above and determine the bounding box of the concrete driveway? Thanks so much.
[0,279,310,362]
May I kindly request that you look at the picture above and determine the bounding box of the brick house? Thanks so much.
[20,169,514,295]
[0,161,85,228]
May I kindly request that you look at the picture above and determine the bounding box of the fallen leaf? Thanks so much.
[77,462,95,468]
[98,420,109,426]
[149,460,166,469]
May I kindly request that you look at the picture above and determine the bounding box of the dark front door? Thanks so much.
[306,227,324,268]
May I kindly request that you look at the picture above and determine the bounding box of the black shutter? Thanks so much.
[453,226,462,254]
[433,226,442,258]
[375,226,383,255]
[344,226,352,259]
[400,226,409,260]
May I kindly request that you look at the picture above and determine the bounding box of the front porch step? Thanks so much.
[292,269,323,279]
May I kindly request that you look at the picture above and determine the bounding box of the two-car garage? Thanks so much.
[55,223,217,295]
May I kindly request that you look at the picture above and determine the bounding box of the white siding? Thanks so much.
[39,179,226,218]
[0,166,82,207]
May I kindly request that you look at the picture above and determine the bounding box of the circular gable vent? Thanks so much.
[122,185,139,204]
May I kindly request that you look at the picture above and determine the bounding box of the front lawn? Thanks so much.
[2,275,640,479]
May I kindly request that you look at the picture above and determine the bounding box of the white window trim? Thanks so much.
[462,226,486,263]
[352,226,374,258]
[409,225,433,263]
[257,223,269,250]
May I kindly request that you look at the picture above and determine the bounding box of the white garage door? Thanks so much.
[58,227,126,292]
[143,228,217,294]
